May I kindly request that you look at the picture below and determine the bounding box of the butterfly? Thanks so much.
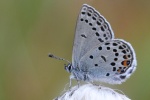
[49,4,137,85]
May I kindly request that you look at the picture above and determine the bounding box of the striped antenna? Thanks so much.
[48,53,70,63]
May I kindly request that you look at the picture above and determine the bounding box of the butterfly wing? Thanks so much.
[79,39,137,84]
[72,4,114,68]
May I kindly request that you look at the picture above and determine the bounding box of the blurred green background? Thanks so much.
[0,0,150,100]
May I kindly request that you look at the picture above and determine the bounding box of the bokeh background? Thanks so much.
[0,0,150,100]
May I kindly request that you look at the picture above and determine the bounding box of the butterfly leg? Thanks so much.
[77,80,80,88]
[69,73,77,88]
[69,76,73,88]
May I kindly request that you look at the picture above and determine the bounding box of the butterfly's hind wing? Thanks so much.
[79,39,137,84]
[72,4,114,68]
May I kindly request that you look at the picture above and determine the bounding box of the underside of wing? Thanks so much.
[79,39,137,84]
[72,4,114,67]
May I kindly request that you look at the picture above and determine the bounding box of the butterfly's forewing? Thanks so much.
[79,39,137,84]
[72,4,114,68]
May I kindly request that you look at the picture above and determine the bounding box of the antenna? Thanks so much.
[48,53,70,63]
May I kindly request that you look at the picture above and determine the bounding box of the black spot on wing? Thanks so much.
[101,56,106,62]
[81,34,87,38]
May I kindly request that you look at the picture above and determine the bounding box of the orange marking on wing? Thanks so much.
[123,60,128,67]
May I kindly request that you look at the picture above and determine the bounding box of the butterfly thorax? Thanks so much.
[65,63,90,81]
[65,63,91,82]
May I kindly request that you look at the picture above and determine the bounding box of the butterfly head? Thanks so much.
[65,63,73,73]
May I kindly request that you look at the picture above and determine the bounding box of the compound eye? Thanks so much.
[65,64,72,73]
[68,64,71,71]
